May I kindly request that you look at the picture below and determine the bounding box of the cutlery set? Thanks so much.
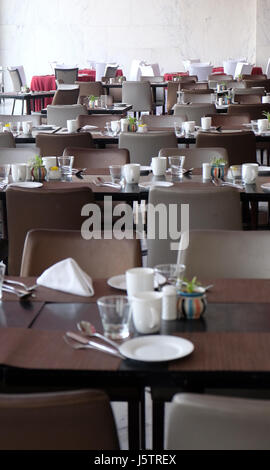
[2,280,37,299]
[211,178,244,189]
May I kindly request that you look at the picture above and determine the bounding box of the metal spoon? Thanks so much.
[2,285,33,299]
[4,280,37,292]
[64,332,124,359]
[77,321,120,351]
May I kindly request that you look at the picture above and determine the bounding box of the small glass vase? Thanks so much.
[31,166,47,182]
[211,164,225,179]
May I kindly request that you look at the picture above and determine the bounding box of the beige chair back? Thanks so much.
[159,147,228,168]
[119,131,177,165]
[174,104,217,125]
[36,132,94,157]
[0,132,16,148]
[51,88,80,106]
[141,114,187,129]
[47,104,87,127]
[122,81,153,112]
[55,68,78,85]
[205,113,251,129]
[228,103,270,120]
[63,147,130,168]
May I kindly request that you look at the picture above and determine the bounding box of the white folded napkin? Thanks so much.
[37,258,94,297]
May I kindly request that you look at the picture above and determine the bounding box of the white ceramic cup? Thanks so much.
[22,121,32,135]
[262,96,270,104]
[11,163,27,182]
[120,118,129,132]
[184,121,196,134]
[110,121,121,133]
[218,97,223,106]
[132,291,163,334]
[42,157,57,172]
[67,119,78,133]
[126,267,154,298]
[242,163,259,184]
[151,157,167,176]
[201,116,212,131]
[257,119,269,132]
[123,164,140,184]
[202,162,211,179]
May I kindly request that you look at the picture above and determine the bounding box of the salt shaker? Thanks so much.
[162,285,178,321]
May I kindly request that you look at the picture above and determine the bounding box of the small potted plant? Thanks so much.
[179,277,207,320]
[128,116,137,132]
[30,155,47,182]
[210,157,227,179]
[262,111,270,127]
[237,74,243,82]
[88,95,98,109]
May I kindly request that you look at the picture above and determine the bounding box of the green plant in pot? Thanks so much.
[210,157,227,179]
[30,155,47,182]
[88,95,98,108]
[128,116,137,132]
[180,277,207,320]
[262,111,270,126]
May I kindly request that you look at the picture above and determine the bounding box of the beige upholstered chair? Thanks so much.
[140,76,166,112]
[77,114,123,130]
[63,147,130,168]
[159,147,228,168]
[21,229,142,278]
[7,68,23,114]
[119,131,177,165]
[147,187,242,267]
[141,114,187,129]
[244,79,270,93]
[51,88,80,106]
[205,113,251,129]
[167,82,180,114]
[196,130,257,165]
[181,89,214,104]
[174,104,217,125]
[166,393,270,450]
[55,68,79,85]
[228,103,270,120]
[36,132,94,157]
[0,389,119,450]
[47,104,87,126]
[0,132,16,148]
[75,81,103,105]
[178,230,270,279]
[122,81,153,113]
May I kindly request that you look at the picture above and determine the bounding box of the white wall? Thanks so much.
[0,0,259,89]
[256,0,270,74]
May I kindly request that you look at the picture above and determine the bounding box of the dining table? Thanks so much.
[1,276,270,450]
[0,91,55,115]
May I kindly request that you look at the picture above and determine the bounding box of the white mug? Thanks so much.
[262,96,270,104]
[132,291,163,334]
[120,118,129,132]
[22,121,33,135]
[11,164,27,182]
[218,97,223,106]
[123,164,140,184]
[151,157,167,176]
[184,121,195,134]
[201,117,212,131]
[67,119,78,133]
[242,163,259,184]
[42,157,57,171]
[110,121,121,133]
[126,267,154,298]
[257,119,268,132]
[202,162,211,180]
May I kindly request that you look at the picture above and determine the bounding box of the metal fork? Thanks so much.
[2,285,33,299]
[63,334,124,359]
[4,280,37,292]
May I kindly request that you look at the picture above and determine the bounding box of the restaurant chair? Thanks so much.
[75,81,103,104]
[0,132,16,148]
[0,114,41,126]
[47,104,87,127]
[140,76,166,113]
[63,147,130,168]
[55,67,79,86]
[228,103,270,120]
[6,186,94,276]
[7,68,24,114]
[181,90,214,104]
[104,64,119,78]
[242,74,267,80]
[141,114,187,129]
[119,131,177,166]
[179,75,198,82]
[208,73,233,81]
[196,130,257,166]
[174,104,217,126]
[234,62,253,79]
[77,113,122,130]
[165,393,270,450]
[233,94,262,104]
[179,81,209,90]
[205,113,251,129]
[167,82,180,114]
[244,79,270,93]
[188,64,213,82]
[21,229,142,278]
[147,187,242,267]
[122,81,154,116]
[178,230,270,279]
[36,132,94,157]
[0,389,119,450]
[51,88,80,106]
[0,147,37,164]
[159,147,228,168]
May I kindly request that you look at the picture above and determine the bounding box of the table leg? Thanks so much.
[26,97,31,115]
[152,399,165,450]
[250,201,258,230]
[128,400,140,449]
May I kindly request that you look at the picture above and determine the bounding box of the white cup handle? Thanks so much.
[149,307,159,330]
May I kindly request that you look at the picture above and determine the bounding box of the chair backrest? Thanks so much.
[167,82,180,113]
[21,229,142,277]
[0,114,41,126]
[242,74,267,80]
[182,90,213,104]
[119,131,178,165]
[0,132,16,148]
[122,81,153,112]
[76,114,123,130]
[51,88,80,106]
[228,103,270,120]
[174,104,217,125]
[141,114,187,129]
[63,147,130,168]
[0,147,37,164]
[147,186,242,267]
[244,79,270,93]
[189,65,213,81]
[233,94,262,104]
[36,133,94,157]
[205,113,251,129]
[208,74,233,81]
[0,389,119,450]
[6,186,94,275]
[166,393,270,450]
[179,230,270,279]
[180,81,209,90]
[196,130,257,166]
[159,147,228,168]
[232,87,265,95]
[47,104,87,126]
[75,81,103,102]
[104,64,118,78]
[55,68,79,85]
[234,62,253,79]
[7,68,22,92]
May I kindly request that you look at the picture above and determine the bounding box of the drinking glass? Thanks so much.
[154,264,186,290]
[0,262,6,299]
[109,165,122,183]
[57,156,74,177]
[0,165,10,184]
[97,296,131,339]
[174,122,182,137]
[168,156,185,177]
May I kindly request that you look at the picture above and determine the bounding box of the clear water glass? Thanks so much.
[0,262,6,299]
[174,122,182,137]
[0,165,10,184]
[154,264,186,290]
[57,156,74,176]
[109,165,122,183]
[168,156,186,177]
[97,296,132,340]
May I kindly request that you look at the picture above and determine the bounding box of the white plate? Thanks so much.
[34,125,55,130]
[9,182,43,189]
[259,166,270,173]
[119,335,194,362]
[139,181,174,189]
[261,183,270,191]
[107,274,166,291]
[82,125,98,130]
